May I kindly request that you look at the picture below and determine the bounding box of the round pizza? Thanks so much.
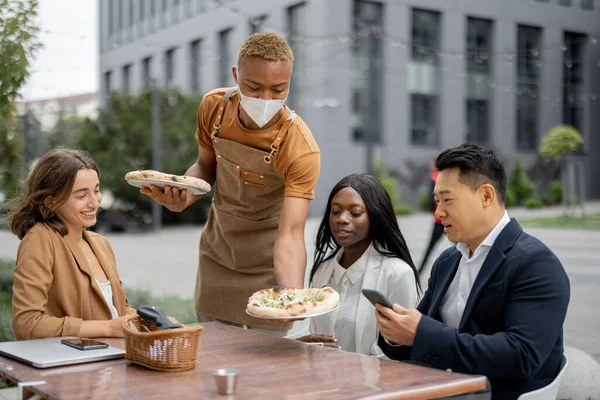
[124,170,211,194]
[247,285,340,318]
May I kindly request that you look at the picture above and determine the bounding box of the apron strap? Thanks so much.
[264,111,296,164]
[211,87,236,139]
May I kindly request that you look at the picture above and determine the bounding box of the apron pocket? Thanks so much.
[206,205,280,271]
[243,170,264,179]
[244,181,265,188]
[215,153,241,202]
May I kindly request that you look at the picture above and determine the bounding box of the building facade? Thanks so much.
[16,92,98,131]
[99,0,600,214]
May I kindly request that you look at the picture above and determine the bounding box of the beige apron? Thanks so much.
[196,88,295,331]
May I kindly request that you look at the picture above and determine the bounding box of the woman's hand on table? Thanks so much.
[106,316,131,337]
[167,316,183,326]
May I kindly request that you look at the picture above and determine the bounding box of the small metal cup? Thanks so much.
[213,368,240,395]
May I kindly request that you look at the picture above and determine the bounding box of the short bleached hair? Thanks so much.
[237,32,294,65]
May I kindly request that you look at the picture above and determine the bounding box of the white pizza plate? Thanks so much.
[126,177,211,195]
[245,305,339,320]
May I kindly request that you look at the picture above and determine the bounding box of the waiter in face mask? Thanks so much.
[141,32,321,335]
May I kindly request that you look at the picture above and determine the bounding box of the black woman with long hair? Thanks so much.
[298,174,420,356]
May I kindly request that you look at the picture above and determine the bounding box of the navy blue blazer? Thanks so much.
[379,219,570,400]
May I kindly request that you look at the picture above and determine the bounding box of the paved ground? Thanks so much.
[1,203,599,361]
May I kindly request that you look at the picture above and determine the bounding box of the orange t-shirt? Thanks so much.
[195,88,320,200]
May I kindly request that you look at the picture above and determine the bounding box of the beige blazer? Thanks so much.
[12,223,136,340]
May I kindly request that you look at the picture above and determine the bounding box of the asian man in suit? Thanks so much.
[376,143,570,400]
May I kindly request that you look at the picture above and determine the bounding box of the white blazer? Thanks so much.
[310,244,418,356]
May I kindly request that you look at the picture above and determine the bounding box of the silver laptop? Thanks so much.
[0,336,126,368]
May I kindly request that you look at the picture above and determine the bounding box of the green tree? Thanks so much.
[0,0,41,198]
[46,113,86,150]
[76,88,211,225]
[539,125,584,214]
[539,125,583,160]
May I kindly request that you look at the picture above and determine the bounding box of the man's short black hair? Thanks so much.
[434,143,507,205]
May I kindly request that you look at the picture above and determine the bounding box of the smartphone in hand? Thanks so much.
[361,289,393,309]
[61,338,109,351]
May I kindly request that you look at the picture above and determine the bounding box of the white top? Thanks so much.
[440,211,511,329]
[310,243,418,355]
[315,246,369,353]
[95,279,120,319]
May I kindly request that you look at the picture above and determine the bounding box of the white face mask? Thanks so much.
[237,87,287,128]
[236,72,288,128]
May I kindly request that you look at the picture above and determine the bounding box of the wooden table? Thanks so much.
[0,322,490,399]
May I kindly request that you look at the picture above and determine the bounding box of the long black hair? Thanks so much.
[310,174,420,292]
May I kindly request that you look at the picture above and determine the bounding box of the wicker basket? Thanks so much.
[122,315,203,372]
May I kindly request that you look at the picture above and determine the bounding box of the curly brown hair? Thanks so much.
[237,32,294,65]
[8,147,99,240]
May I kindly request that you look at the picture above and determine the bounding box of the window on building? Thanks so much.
[411,94,438,146]
[466,17,493,74]
[190,39,202,93]
[151,0,156,16]
[160,0,168,27]
[103,70,112,99]
[411,8,440,65]
[516,25,542,151]
[516,95,538,150]
[287,3,307,114]
[165,48,176,88]
[563,31,587,134]
[108,0,115,34]
[559,0,572,6]
[351,0,384,144]
[142,56,153,87]
[197,0,206,13]
[250,15,267,34]
[128,0,135,26]
[185,0,193,16]
[218,28,233,87]
[117,0,124,31]
[140,1,146,21]
[122,64,131,94]
[409,8,440,147]
[581,0,594,10]
[465,17,493,145]
[466,99,489,144]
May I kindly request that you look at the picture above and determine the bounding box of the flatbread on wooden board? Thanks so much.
[124,170,211,194]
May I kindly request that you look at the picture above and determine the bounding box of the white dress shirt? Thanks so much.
[96,279,120,319]
[440,211,511,329]
[313,247,368,353]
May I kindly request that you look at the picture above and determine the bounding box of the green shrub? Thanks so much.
[419,191,432,212]
[524,197,544,209]
[0,202,7,231]
[0,259,15,293]
[372,156,412,215]
[505,187,516,208]
[508,158,536,206]
[394,203,413,215]
[0,304,15,342]
[543,182,563,206]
